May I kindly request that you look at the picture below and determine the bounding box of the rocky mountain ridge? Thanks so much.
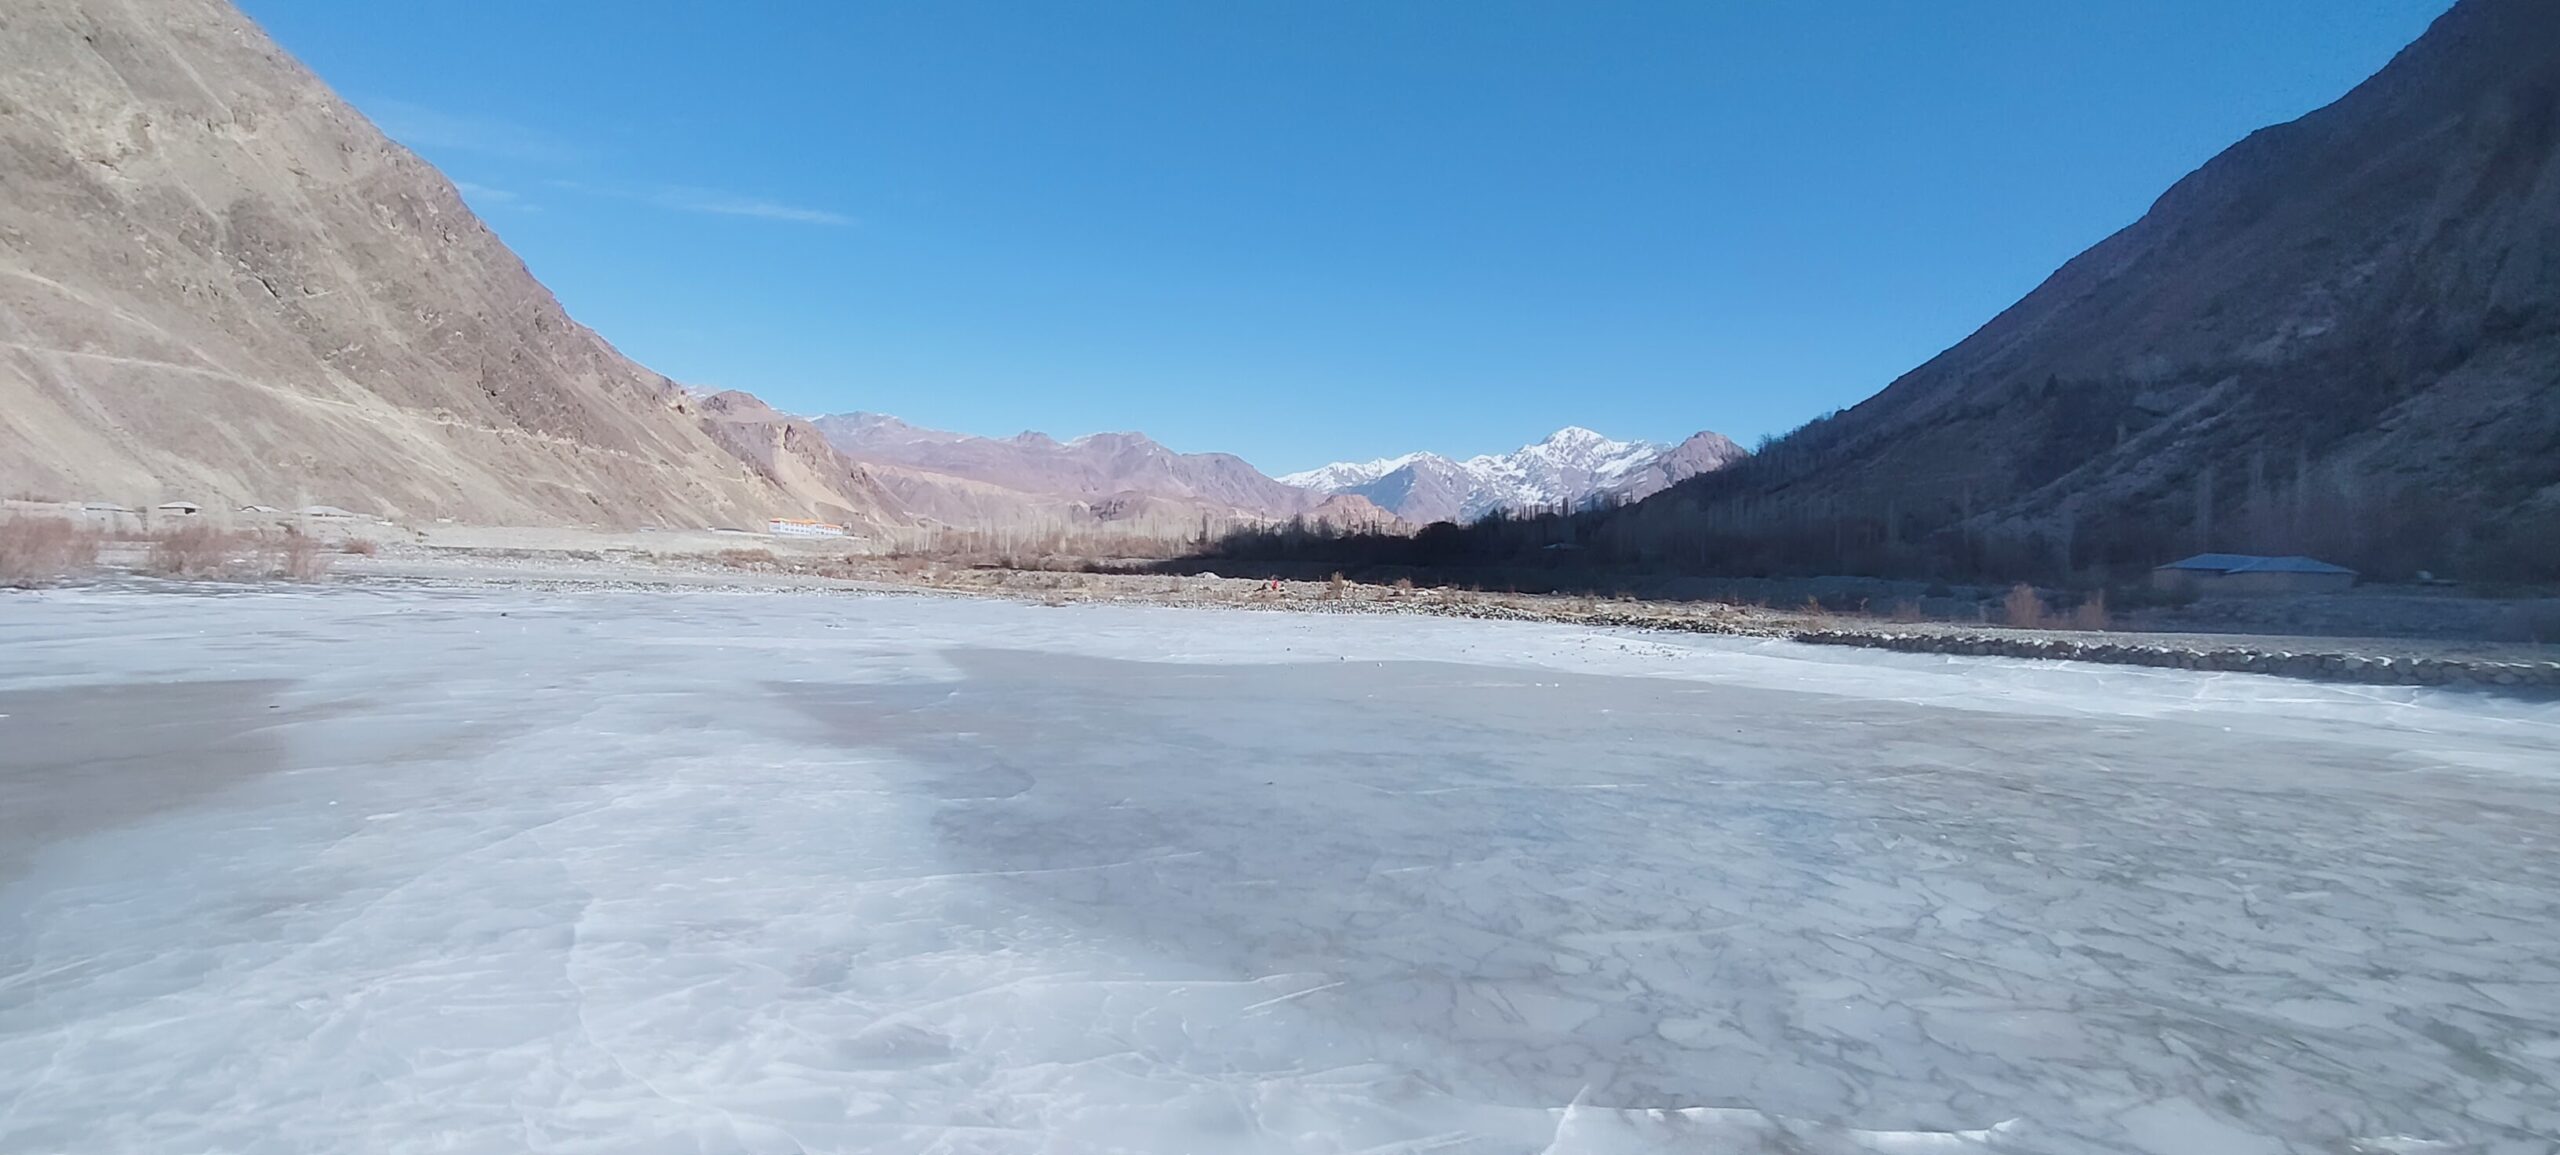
[1598,0,2560,580]
[0,0,893,529]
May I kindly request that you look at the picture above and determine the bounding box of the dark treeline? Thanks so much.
[1185,433,2560,590]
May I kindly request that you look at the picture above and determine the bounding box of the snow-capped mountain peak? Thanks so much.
[1277,452,1444,491]
[1284,426,1743,525]
[1523,425,1612,454]
[1464,427,1660,483]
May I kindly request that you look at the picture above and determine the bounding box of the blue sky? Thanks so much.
[240,1,2449,475]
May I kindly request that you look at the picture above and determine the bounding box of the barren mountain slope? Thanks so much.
[1653,0,2560,574]
[688,392,906,527]
[0,0,877,527]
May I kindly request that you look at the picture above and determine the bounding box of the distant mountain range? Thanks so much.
[1282,427,1745,525]
[811,417,1750,533]
[803,415,1747,534]
[811,412,1400,534]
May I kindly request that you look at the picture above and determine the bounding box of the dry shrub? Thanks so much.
[715,548,777,567]
[1888,599,1926,623]
[2069,590,2110,632]
[2002,582,2049,629]
[0,517,101,587]
[148,525,250,577]
[148,526,331,581]
[1392,576,1416,593]
[341,538,380,556]
[277,531,332,582]
[1323,571,1348,600]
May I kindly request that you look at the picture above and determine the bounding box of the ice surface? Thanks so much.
[2,586,2557,1154]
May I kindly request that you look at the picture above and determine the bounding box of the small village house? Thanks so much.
[766,517,849,539]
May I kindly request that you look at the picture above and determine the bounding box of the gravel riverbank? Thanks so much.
[300,544,2560,695]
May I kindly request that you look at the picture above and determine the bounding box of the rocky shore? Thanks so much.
[1794,628,2560,690]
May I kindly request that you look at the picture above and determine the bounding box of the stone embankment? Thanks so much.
[1794,629,2560,690]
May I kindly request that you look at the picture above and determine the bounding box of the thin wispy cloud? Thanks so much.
[548,178,852,228]
[364,99,587,165]
[365,101,850,228]
[452,180,521,205]
[648,186,852,227]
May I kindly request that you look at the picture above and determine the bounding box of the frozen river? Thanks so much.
[3,585,2557,1154]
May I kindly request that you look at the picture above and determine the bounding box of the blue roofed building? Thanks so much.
[2151,553,2359,595]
